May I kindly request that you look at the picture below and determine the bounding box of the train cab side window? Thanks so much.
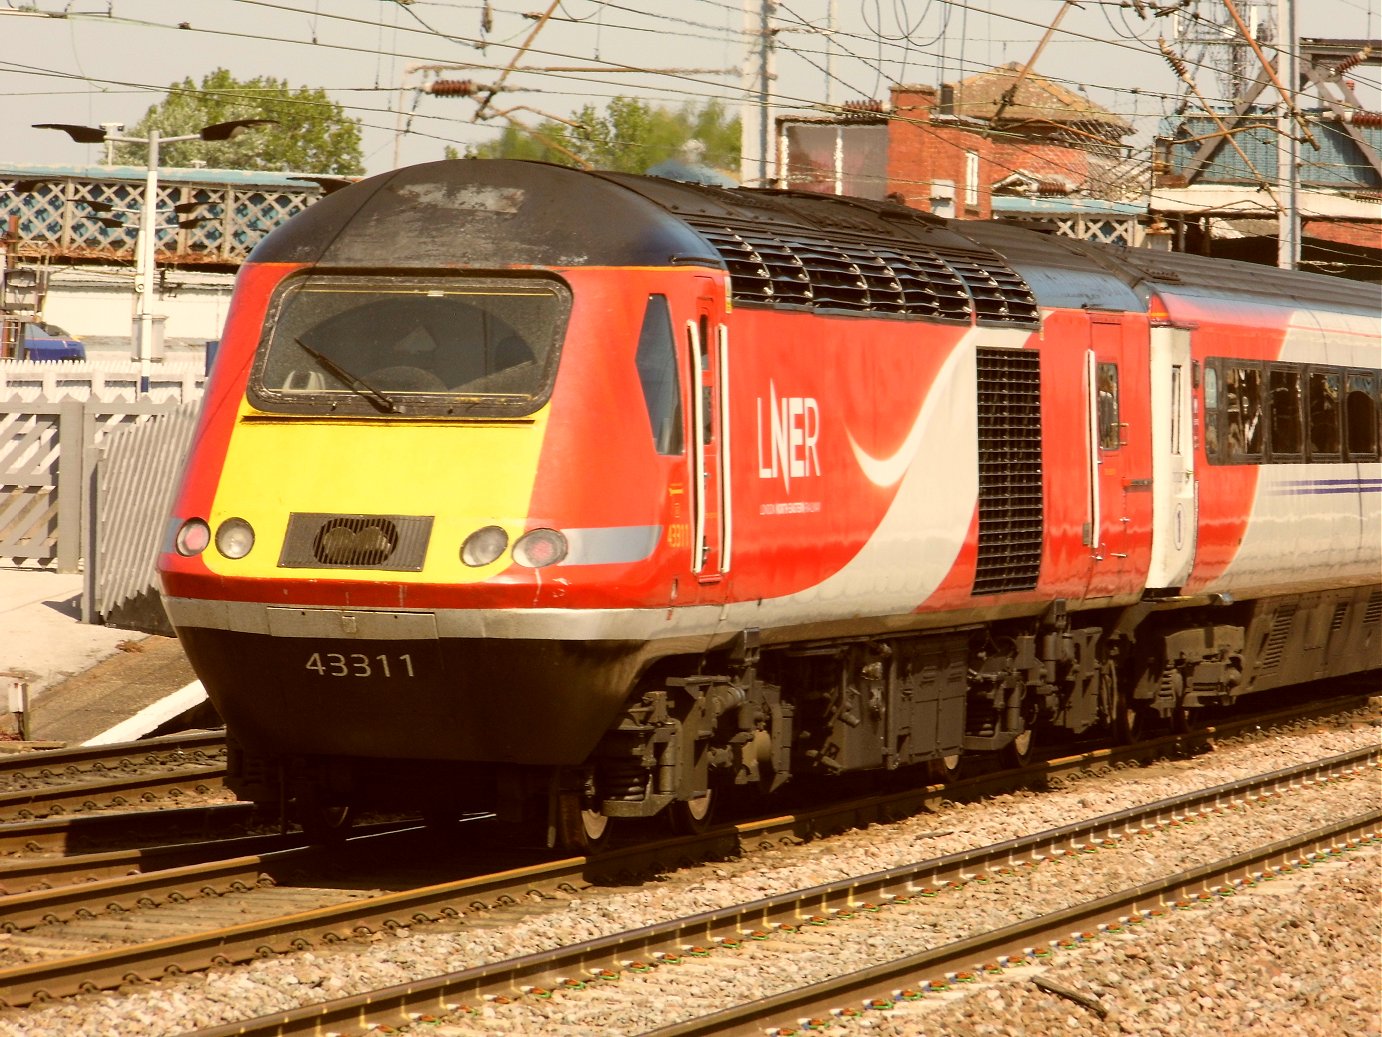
[1345,372,1379,461]
[634,295,685,455]
[1307,370,1342,458]
[1096,362,1120,450]
[1268,367,1303,459]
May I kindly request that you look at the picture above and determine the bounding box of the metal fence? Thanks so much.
[2,361,208,632]
[1,166,321,267]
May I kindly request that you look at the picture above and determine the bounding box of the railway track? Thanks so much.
[125,744,1376,1037]
[0,732,227,824]
[0,692,1372,1014]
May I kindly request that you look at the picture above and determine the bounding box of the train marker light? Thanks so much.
[215,518,255,559]
[461,525,509,567]
[174,518,210,556]
[512,528,567,568]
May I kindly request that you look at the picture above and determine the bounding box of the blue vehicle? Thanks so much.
[22,322,86,362]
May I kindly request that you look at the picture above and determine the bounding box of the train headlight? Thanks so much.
[215,518,256,559]
[174,518,210,556]
[461,525,509,567]
[512,528,567,568]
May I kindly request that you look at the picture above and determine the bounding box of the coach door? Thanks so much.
[1145,326,1196,589]
[687,287,727,582]
[1084,318,1133,598]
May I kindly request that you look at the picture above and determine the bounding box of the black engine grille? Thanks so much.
[973,347,1044,596]
[279,513,433,571]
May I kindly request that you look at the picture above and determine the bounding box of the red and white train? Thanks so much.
[157,159,1381,843]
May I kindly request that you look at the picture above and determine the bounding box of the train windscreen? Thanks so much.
[248,274,569,417]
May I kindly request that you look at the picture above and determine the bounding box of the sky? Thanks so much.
[1,0,1379,178]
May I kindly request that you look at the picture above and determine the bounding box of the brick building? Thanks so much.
[779,63,1144,237]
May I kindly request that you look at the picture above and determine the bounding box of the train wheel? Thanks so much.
[552,791,612,854]
[298,803,353,843]
[669,788,716,836]
[1171,704,1194,735]
[1108,664,1146,745]
[578,808,611,850]
[927,754,961,784]
[1000,728,1035,769]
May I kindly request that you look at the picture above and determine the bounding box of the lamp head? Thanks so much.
[198,119,276,141]
[33,122,109,144]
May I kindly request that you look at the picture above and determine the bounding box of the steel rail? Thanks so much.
[646,810,1382,1037]
[50,745,1371,1034]
[0,766,227,822]
[0,731,224,781]
[0,828,312,897]
[0,818,450,925]
[0,802,257,856]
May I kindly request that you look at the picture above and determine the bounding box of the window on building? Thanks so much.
[964,151,980,208]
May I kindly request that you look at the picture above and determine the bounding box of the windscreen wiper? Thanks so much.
[295,339,401,414]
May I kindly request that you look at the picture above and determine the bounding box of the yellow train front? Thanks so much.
[159,160,724,837]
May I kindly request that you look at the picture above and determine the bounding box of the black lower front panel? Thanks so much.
[175,626,647,767]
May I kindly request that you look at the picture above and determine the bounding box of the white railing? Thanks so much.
[0,358,207,403]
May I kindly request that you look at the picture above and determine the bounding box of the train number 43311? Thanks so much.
[305,652,416,678]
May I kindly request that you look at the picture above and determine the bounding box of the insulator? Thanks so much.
[1331,47,1371,78]
[1349,111,1382,129]
[1158,40,1190,81]
[427,79,477,97]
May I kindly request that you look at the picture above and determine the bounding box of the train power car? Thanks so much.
[157,159,1381,845]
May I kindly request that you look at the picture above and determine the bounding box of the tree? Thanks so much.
[466,97,738,176]
[114,69,364,175]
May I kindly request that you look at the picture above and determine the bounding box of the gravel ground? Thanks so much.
[0,714,1376,1037]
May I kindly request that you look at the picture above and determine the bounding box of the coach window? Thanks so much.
[1268,366,1303,460]
[1307,369,1342,459]
[1096,362,1120,450]
[1345,372,1379,461]
[1203,362,1221,459]
[1224,365,1264,460]
[634,295,684,455]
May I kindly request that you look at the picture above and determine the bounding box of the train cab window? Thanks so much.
[1345,372,1379,460]
[250,275,569,417]
[1223,365,1264,460]
[634,295,684,455]
[1096,362,1120,450]
[1307,370,1342,458]
[1268,367,1303,459]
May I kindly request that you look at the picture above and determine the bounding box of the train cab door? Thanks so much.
[1084,318,1132,598]
[686,286,727,585]
[1145,326,1197,590]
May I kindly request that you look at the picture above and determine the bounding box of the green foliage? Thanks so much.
[465,97,738,176]
[113,69,364,175]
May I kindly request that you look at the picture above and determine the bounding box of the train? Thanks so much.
[157,159,1381,846]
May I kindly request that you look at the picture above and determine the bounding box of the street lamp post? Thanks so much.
[34,119,273,393]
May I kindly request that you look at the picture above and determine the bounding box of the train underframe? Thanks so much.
[225,584,1381,845]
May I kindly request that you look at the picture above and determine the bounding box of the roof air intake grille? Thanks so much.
[684,217,1037,326]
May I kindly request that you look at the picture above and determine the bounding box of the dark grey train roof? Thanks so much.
[250,159,1376,323]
